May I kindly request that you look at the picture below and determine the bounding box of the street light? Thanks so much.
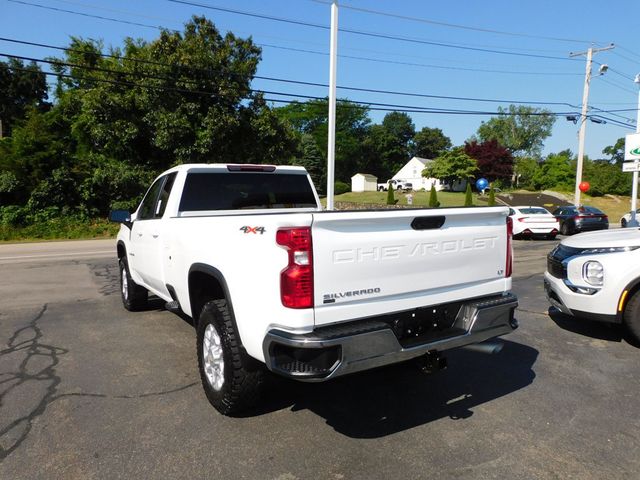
[569,44,615,207]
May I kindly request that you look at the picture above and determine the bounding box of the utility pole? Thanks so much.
[628,73,640,228]
[570,44,614,207]
[326,1,338,210]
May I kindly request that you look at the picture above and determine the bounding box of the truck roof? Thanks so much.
[161,163,309,175]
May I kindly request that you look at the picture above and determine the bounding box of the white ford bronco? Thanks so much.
[110,163,518,414]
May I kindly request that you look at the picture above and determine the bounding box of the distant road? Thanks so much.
[0,238,115,264]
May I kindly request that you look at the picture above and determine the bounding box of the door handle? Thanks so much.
[152,234,159,239]
[137,233,143,237]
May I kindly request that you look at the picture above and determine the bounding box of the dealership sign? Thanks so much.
[625,133,640,161]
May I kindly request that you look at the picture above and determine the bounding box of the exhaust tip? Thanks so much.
[462,341,504,355]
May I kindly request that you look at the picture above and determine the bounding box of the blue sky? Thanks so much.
[2,0,639,160]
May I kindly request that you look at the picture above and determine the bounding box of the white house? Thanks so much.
[392,157,442,191]
[351,173,378,192]
[392,156,467,192]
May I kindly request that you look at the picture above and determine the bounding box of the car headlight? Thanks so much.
[580,246,639,255]
[583,261,604,286]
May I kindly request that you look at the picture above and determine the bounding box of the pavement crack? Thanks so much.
[0,304,68,461]
[54,382,199,401]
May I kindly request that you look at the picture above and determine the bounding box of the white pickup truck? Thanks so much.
[377,179,412,191]
[110,163,518,414]
[545,229,640,344]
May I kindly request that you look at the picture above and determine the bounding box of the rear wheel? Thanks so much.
[196,299,264,415]
[621,218,628,228]
[623,290,640,344]
[119,258,148,311]
[560,223,571,236]
[546,233,557,240]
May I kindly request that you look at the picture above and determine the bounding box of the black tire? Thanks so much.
[196,299,264,415]
[621,218,627,228]
[119,257,148,311]
[623,290,640,344]
[546,233,557,240]
[560,222,571,236]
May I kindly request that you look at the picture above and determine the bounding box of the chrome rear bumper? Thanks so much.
[263,293,518,382]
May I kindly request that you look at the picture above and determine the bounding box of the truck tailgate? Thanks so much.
[311,207,510,327]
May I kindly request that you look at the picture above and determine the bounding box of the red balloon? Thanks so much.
[579,181,590,193]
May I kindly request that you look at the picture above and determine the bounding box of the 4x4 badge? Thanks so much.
[240,226,266,235]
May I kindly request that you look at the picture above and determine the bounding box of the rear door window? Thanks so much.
[179,172,317,211]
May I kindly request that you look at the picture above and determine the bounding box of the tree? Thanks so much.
[423,147,477,187]
[488,187,496,206]
[476,104,555,156]
[532,151,575,190]
[464,139,514,183]
[363,112,415,180]
[413,127,452,159]
[602,137,625,164]
[54,17,296,170]
[428,185,440,207]
[0,58,49,136]
[295,134,325,194]
[464,183,473,206]
[514,157,540,189]
[583,159,631,196]
[386,181,396,205]
[277,98,370,182]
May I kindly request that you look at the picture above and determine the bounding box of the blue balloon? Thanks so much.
[475,178,489,191]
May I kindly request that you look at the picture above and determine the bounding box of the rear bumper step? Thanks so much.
[263,293,518,381]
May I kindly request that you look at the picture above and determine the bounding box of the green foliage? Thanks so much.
[386,182,397,205]
[295,134,325,194]
[366,112,416,180]
[514,157,540,189]
[488,187,496,206]
[602,137,625,164]
[277,98,370,182]
[413,127,452,159]
[428,185,440,207]
[464,183,473,206]
[0,215,119,242]
[334,181,350,195]
[583,159,631,196]
[476,104,555,156]
[0,58,49,135]
[423,147,477,187]
[532,151,575,190]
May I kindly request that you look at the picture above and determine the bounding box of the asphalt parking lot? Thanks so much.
[1,238,639,479]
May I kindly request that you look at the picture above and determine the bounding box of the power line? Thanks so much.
[310,0,596,45]
[261,44,583,76]
[599,77,637,95]
[167,0,580,62]
[6,0,172,31]
[617,45,640,62]
[0,37,584,106]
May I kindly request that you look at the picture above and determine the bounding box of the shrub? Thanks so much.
[428,185,440,207]
[334,181,350,196]
[386,182,397,205]
[464,182,473,206]
[488,187,496,206]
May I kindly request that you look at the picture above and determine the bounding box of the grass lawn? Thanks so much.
[330,190,490,207]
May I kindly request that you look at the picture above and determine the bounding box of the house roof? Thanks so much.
[351,173,377,180]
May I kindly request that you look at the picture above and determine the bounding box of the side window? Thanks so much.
[155,172,177,218]
[137,178,165,220]
[508,208,515,216]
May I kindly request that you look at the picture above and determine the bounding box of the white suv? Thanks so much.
[544,228,640,343]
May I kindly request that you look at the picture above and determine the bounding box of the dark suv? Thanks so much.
[552,205,609,235]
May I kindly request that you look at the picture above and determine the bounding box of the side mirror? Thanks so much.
[109,210,132,229]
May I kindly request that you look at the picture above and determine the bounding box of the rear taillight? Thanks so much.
[517,217,528,222]
[506,216,513,278]
[276,227,313,308]
[603,215,608,221]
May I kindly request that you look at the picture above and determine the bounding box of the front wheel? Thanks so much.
[119,258,148,311]
[623,290,640,345]
[196,300,264,415]
[621,218,628,228]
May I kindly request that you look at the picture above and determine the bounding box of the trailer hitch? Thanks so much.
[415,350,447,374]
